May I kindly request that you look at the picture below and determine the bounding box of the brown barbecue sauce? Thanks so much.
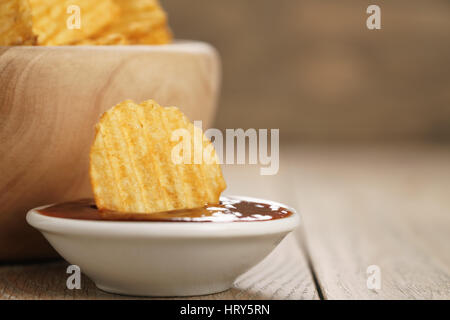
[37,197,293,222]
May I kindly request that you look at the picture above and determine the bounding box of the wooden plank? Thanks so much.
[3,143,448,299]
[0,235,315,300]
[221,163,319,300]
[0,162,317,300]
[287,144,450,299]
[231,234,317,300]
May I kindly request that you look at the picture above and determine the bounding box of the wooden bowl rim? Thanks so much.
[0,40,217,54]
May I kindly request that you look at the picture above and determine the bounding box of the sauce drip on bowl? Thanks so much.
[37,197,293,222]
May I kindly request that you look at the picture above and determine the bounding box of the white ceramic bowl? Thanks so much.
[26,195,300,297]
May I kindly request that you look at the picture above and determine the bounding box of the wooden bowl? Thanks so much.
[0,41,221,261]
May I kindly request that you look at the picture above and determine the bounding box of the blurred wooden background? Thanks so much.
[164,0,450,142]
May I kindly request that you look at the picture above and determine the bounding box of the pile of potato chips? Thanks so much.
[0,0,172,45]
[90,100,227,214]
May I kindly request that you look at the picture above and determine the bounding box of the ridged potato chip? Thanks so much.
[88,0,172,45]
[0,0,171,46]
[90,100,226,214]
[0,0,36,45]
[29,0,119,45]
[130,24,172,45]
[77,32,128,45]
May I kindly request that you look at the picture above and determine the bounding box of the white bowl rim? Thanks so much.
[26,195,300,239]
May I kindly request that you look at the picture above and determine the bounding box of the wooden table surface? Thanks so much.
[1,143,449,300]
